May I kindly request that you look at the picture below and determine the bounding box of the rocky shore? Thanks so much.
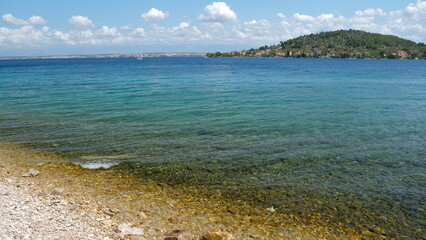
[0,142,363,240]
[0,171,114,239]
[0,164,243,240]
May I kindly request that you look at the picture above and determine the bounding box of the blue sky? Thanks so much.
[0,0,425,56]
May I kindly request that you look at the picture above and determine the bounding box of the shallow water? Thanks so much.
[0,57,425,238]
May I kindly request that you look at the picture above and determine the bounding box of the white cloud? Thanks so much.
[201,22,224,32]
[79,30,94,38]
[2,0,426,52]
[293,13,316,23]
[199,2,237,22]
[98,26,119,37]
[68,16,95,28]
[276,13,286,19]
[404,0,426,21]
[141,8,168,22]
[0,26,51,46]
[28,16,47,25]
[148,22,209,42]
[355,8,386,17]
[2,14,29,26]
[233,20,276,41]
[132,28,145,37]
[120,25,132,31]
[2,14,47,27]
[52,30,74,45]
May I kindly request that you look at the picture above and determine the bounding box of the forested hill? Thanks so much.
[207,30,426,59]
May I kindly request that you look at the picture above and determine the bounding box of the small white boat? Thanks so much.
[136,52,143,60]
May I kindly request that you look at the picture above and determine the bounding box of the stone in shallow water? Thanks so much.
[21,168,39,177]
[117,223,145,239]
[203,229,234,240]
[138,211,148,220]
[51,188,65,195]
[103,207,120,216]
[266,206,275,212]
[37,192,47,197]
[164,229,193,240]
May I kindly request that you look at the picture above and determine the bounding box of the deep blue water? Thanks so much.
[0,57,425,237]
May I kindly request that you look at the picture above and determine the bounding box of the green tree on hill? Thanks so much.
[207,29,426,59]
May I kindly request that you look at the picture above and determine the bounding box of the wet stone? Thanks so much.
[51,188,65,195]
[21,169,39,177]
[126,235,146,240]
[266,206,275,212]
[103,207,120,216]
[37,192,47,197]
[164,229,193,240]
[203,229,235,240]
[117,223,145,239]
[138,211,148,220]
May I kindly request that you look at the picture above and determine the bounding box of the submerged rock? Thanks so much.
[51,188,65,195]
[203,229,234,240]
[103,207,120,216]
[21,168,39,177]
[138,211,148,220]
[164,229,193,240]
[266,206,275,212]
[117,223,145,239]
[37,192,47,197]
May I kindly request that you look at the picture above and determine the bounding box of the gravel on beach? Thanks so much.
[0,175,116,240]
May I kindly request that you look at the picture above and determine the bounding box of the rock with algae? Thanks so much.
[164,229,193,240]
[202,229,234,240]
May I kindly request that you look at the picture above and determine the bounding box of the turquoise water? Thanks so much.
[0,57,425,238]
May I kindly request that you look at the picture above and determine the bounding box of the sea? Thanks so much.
[0,57,425,238]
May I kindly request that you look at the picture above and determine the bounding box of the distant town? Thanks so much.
[207,30,426,60]
[0,52,206,60]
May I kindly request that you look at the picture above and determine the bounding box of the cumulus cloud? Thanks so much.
[199,2,237,22]
[1,0,426,51]
[201,22,225,32]
[276,13,286,19]
[2,14,47,27]
[68,16,95,28]
[120,25,132,31]
[233,20,275,41]
[0,20,212,48]
[403,0,426,21]
[2,14,29,26]
[293,13,315,23]
[141,8,168,22]
[132,27,145,37]
[98,26,119,37]
[28,16,47,25]
[355,8,386,17]
[0,26,51,46]
[149,22,210,42]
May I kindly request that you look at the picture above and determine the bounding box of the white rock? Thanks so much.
[266,206,275,212]
[22,169,39,177]
[118,223,145,238]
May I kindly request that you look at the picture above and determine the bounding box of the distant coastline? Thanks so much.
[0,52,206,60]
[208,30,426,60]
